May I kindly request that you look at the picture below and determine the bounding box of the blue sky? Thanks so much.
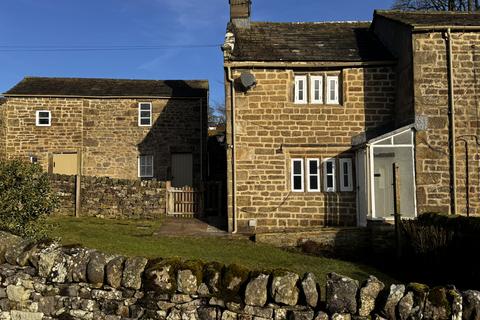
[0,0,394,105]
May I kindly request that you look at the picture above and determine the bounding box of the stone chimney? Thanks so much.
[229,0,251,28]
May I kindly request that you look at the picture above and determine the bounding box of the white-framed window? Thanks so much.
[291,158,304,192]
[310,76,323,104]
[326,75,340,104]
[35,110,51,127]
[307,158,320,192]
[294,75,307,104]
[323,158,336,192]
[138,155,154,178]
[339,158,353,192]
[138,102,152,126]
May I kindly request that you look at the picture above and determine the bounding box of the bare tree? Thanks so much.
[208,102,226,126]
[392,0,479,11]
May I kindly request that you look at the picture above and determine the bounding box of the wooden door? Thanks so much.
[52,153,78,175]
[171,153,193,187]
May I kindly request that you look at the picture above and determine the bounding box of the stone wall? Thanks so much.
[1,96,207,183]
[0,231,478,320]
[225,66,396,233]
[50,174,166,219]
[0,101,6,160]
[413,31,480,216]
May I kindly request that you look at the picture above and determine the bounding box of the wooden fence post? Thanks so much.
[392,162,402,259]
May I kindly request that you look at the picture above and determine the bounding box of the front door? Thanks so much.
[373,153,395,219]
[52,153,78,175]
[171,153,193,187]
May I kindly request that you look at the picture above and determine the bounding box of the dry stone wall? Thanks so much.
[1,231,478,320]
[50,174,166,219]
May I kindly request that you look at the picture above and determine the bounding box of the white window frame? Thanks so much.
[291,158,304,192]
[310,76,323,104]
[138,102,152,127]
[138,155,154,178]
[326,75,340,105]
[307,158,321,192]
[323,158,336,192]
[339,158,353,192]
[294,75,307,104]
[35,110,51,127]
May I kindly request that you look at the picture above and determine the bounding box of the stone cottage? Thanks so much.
[223,0,480,233]
[0,77,209,187]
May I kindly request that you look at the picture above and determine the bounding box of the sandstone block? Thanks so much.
[245,274,269,307]
[326,273,359,314]
[271,272,299,306]
[121,256,148,290]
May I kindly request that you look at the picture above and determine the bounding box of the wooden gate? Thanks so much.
[166,181,223,216]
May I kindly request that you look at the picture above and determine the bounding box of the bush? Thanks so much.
[0,159,57,239]
[400,213,480,288]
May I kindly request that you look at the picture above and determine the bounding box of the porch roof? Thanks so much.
[351,123,416,148]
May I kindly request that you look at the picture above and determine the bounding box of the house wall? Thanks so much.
[413,31,480,216]
[2,96,207,183]
[225,66,396,233]
[372,16,415,127]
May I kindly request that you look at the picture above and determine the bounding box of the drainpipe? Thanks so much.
[226,66,238,233]
[446,28,458,215]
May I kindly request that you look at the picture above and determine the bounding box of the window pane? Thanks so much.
[293,161,302,174]
[294,176,302,190]
[314,80,320,100]
[310,176,318,190]
[39,112,50,118]
[39,118,50,125]
[140,118,151,125]
[327,176,334,188]
[309,161,317,173]
[140,111,150,118]
[330,80,336,100]
[140,104,151,110]
[326,161,333,173]
[343,174,349,187]
[393,131,413,145]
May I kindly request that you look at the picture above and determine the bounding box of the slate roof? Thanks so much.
[227,21,394,62]
[375,10,480,27]
[4,77,209,98]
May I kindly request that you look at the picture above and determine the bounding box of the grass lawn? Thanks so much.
[47,216,396,288]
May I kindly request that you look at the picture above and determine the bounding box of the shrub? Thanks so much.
[400,213,480,288]
[0,159,57,239]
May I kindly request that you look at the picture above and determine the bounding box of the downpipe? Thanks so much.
[446,28,458,215]
[227,67,238,234]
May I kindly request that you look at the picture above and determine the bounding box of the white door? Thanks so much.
[171,153,193,187]
[373,155,395,219]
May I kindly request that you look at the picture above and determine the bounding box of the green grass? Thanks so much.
[47,216,396,288]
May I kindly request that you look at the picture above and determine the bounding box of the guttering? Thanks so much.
[224,60,397,68]
[226,66,238,234]
[446,28,458,215]
[413,25,480,32]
